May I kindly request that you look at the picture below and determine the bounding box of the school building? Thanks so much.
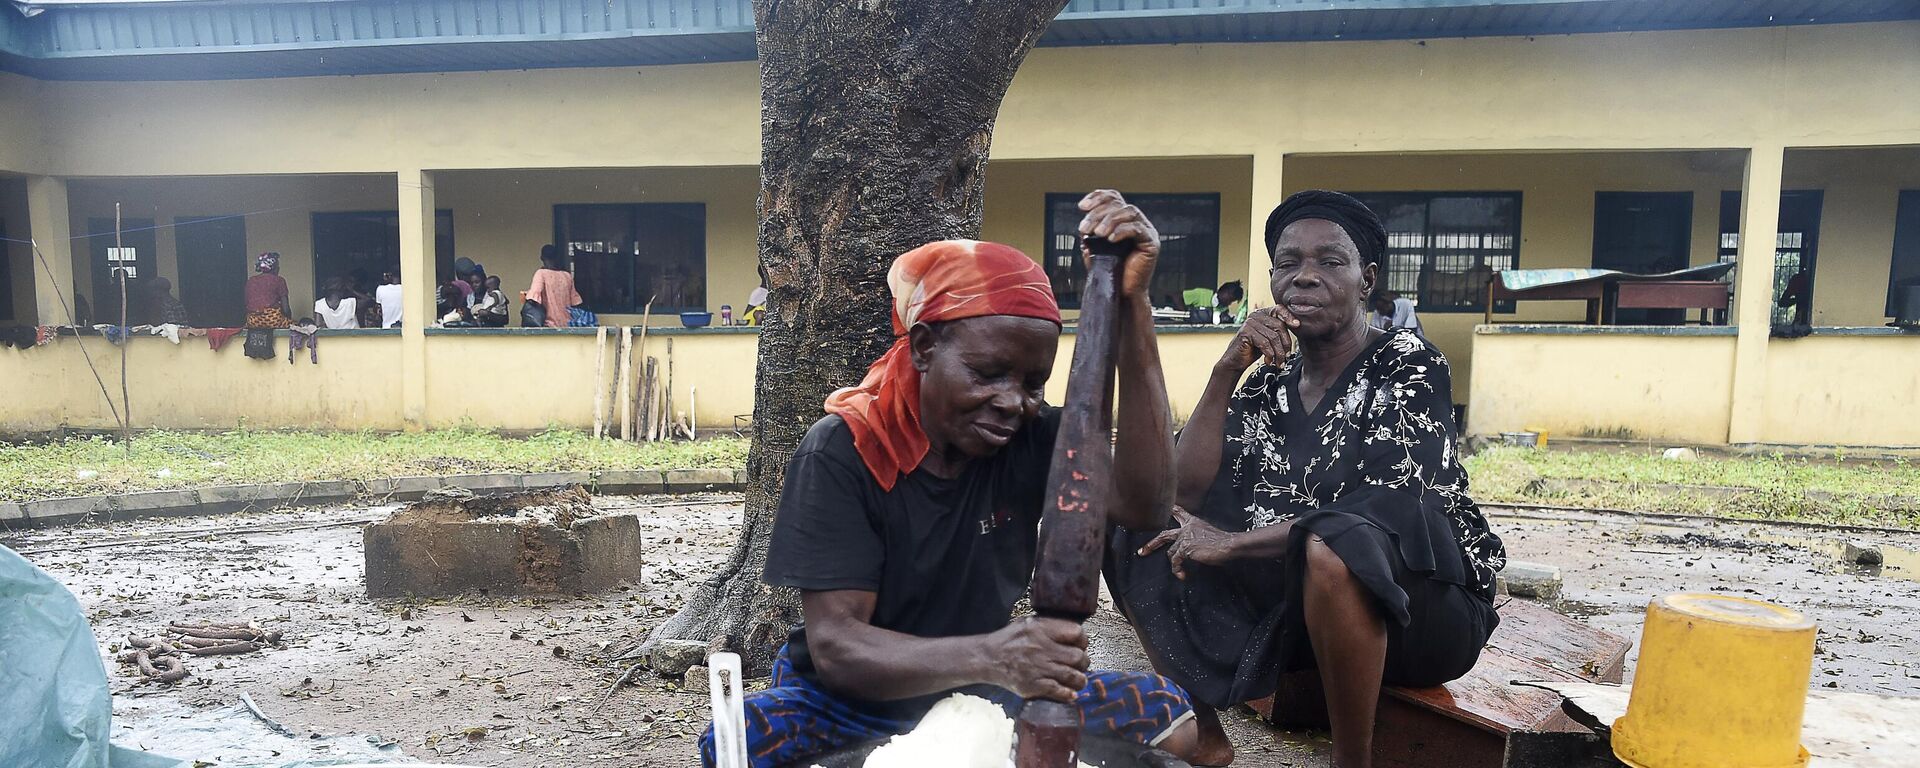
[2,0,1918,447]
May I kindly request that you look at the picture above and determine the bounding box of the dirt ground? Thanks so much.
[6,496,1917,767]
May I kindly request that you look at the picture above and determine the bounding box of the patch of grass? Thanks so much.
[1466,446,1920,529]
[0,428,749,503]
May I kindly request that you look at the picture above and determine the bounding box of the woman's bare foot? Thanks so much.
[1188,703,1235,766]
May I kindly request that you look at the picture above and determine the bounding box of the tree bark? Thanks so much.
[647,0,1069,674]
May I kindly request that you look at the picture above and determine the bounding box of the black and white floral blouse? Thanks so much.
[1205,327,1506,597]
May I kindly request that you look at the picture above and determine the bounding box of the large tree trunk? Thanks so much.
[647,0,1069,674]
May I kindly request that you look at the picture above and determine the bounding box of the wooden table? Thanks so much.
[1610,280,1731,325]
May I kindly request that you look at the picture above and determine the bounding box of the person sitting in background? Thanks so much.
[143,277,191,326]
[1214,281,1247,325]
[437,278,473,326]
[244,252,292,329]
[375,271,405,329]
[525,245,584,329]
[451,257,477,309]
[473,275,510,327]
[313,278,360,329]
[1367,289,1425,341]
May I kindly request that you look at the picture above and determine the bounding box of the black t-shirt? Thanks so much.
[763,409,1061,715]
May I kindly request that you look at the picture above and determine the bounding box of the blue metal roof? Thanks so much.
[2,0,1916,80]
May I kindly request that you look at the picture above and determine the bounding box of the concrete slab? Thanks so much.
[596,469,665,495]
[196,484,279,514]
[21,495,113,525]
[0,502,24,523]
[664,468,736,493]
[520,471,593,490]
[110,489,203,514]
[439,474,522,494]
[364,487,643,598]
[382,476,445,500]
[293,480,361,503]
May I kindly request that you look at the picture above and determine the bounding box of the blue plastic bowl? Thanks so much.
[680,311,713,328]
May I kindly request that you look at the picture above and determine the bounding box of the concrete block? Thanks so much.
[520,471,593,490]
[650,640,707,677]
[1844,540,1885,566]
[110,489,202,515]
[22,495,113,524]
[364,487,643,598]
[196,484,278,514]
[596,469,665,496]
[0,502,25,523]
[1500,560,1563,600]
[665,467,738,493]
[383,476,444,500]
[294,480,360,502]
[439,474,522,494]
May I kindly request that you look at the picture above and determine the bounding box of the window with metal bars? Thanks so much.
[1043,193,1220,310]
[1349,192,1521,313]
[1718,190,1823,326]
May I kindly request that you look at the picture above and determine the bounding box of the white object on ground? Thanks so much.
[864,694,1013,768]
[708,652,748,768]
[1662,447,1699,461]
[75,469,99,481]
[861,694,1096,768]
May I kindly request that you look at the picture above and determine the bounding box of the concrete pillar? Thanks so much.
[398,169,435,428]
[1245,152,1285,309]
[25,176,75,325]
[1727,146,1784,445]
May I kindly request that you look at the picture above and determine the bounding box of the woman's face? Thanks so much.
[1269,218,1378,342]
[911,315,1059,460]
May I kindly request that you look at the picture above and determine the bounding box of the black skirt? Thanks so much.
[1104,511,1497,709]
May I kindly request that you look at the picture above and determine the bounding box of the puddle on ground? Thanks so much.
[1750,531,1920,583]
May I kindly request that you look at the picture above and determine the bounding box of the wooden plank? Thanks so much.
[1612,280,1731,310]
[1486,600,1632,684]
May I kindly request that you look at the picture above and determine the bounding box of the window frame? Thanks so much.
[551,202,708,315]
[1042,192,1221,311]
[1348,191,1524,314]
[1884,190,1920,318]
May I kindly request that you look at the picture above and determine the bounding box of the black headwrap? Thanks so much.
[1263,190,1388,267]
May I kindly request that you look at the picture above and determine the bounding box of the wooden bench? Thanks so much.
[1247,600,1632,768]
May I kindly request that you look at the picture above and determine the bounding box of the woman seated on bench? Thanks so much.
[1105,191,1508,768]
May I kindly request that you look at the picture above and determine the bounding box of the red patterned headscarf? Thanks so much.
[824,240,1062,490]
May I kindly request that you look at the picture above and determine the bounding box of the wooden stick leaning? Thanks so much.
[592,325,609,439]
[617,325,635,441]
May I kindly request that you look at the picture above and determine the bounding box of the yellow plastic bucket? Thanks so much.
[1612,594,1816,768]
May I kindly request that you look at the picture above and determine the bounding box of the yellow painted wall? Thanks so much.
[421,330,762,431]
[0,333,403,432]
[0,73,45,175]
[0,327,1240,433]
[1760,335,1920,447]
[1466,331,1738,445]
[434,167,761,326]
[62,175,397,319]
[996,23,1920,159]
[13,25,1916,176]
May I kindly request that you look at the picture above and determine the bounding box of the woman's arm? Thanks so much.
[803,590,1090,703]
[1076,190,1176,531]
[1172,308,1298,511]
